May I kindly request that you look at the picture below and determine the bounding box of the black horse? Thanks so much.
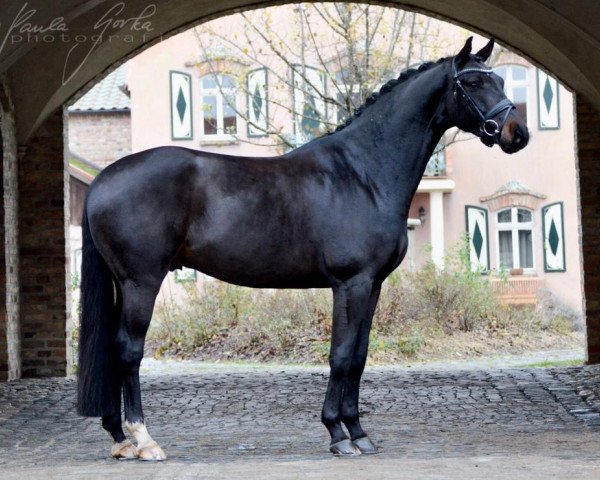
[77,38,528,460]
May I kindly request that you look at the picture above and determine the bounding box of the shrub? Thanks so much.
[535,288,583,333]
[402,236,497,333]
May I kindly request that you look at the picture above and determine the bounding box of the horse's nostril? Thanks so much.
[513,124,528,146]
[514,127,523,144]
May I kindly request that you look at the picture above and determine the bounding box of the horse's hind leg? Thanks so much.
[100,287,138,459]
[116,280,166,461]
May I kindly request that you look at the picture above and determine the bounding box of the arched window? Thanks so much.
[493,65,529,124]
[200,74,238,137]
[496,207,535,271]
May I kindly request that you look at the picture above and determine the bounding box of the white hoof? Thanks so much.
[138,441,167,461]
[111,439,139,460]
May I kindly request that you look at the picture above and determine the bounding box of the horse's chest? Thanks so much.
[379,231,409,271]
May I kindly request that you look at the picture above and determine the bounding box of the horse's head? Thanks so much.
[446,37,529,154]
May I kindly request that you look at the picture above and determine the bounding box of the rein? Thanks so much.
[452,59,515,147]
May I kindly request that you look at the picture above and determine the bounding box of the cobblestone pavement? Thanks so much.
[1,363,600,479]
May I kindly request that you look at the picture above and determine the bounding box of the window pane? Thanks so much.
[499,231,514,269]
[203,95,217,134]
[518,230,534,268]
[494,66,507,80]
[517,209,532,222]
[221,75,235,89]
[497,210,511,223]
[512,66,527,81]
[202,75,217,89]
[223,95,237,134]
[513,87,527,104]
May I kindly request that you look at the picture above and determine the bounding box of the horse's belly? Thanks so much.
[178,243,329,289]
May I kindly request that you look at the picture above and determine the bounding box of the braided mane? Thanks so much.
[329,57,449,134]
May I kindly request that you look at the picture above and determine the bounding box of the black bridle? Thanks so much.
[452,59,515,147]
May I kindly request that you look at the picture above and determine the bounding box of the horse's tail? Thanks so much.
[77,205,121,417]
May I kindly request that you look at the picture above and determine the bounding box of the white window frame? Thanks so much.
[199,74,239,141]
[496,207,536,273]
[493,65,530,126]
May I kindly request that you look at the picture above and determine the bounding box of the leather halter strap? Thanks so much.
[452,60,515,146]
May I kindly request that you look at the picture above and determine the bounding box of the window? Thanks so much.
[493,65,529,124]
[496,207,535,271]
[200,74,238,138]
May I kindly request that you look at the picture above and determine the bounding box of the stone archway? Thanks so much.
[1,1,600,379]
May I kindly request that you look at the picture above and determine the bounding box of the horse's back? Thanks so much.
[83,146,325,285]
[84,145,404,288]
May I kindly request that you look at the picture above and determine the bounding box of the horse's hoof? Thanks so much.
[111,439,138,460]
[352,436,378,454]
[330,438,361,456]
[137,441,167,461]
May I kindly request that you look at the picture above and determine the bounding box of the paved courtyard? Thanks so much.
[1,361,600,479]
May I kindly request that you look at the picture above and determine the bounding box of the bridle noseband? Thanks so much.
[452,59,515,147]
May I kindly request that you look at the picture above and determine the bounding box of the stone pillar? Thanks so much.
[0,76,20,381]
[19,109,69,377]
[429,191,445,268]
[576,96,600,364]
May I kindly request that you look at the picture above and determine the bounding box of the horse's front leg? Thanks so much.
[117,281,167,461]
[322,276,374,455]
[340,283,381,454]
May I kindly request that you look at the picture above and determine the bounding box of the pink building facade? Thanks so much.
[69,13,583,315]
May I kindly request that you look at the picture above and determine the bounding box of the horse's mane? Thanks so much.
[329,56,450,134]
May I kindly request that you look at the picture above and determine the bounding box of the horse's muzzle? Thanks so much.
[498,120,529,154]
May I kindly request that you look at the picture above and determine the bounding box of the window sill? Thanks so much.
[199,136,239,146]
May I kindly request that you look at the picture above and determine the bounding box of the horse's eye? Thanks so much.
[467,81,482,89]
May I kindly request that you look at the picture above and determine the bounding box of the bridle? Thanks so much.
[452,58,515,147]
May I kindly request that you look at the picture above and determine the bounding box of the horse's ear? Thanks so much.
[456,37,473,67]
[475,38,495,62]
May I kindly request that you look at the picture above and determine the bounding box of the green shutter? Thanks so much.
[465,206,489,272]
[247,68,268,137]
[291,65,326,144]
[537,69,560,130]
[170,71,193,140]
[542,202,566,271]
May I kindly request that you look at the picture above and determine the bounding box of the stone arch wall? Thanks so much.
[1,1,600,377]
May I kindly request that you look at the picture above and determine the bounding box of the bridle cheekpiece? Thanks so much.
[452,58,515,147]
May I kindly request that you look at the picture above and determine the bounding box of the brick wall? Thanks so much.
[19,109,68,377]
[68,112,131,167]
[0,76,20,381]
[0,84,8,381]
[576,96,600,364]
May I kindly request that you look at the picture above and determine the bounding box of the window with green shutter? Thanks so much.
[465,206,490,272]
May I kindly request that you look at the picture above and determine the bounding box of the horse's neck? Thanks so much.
[340,64,451,216]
